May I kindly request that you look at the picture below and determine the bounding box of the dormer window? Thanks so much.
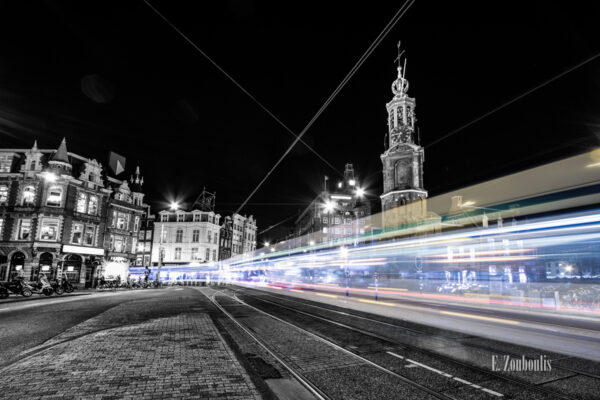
[177,213,184,222]
[193,213,200,222]
[87,195,98,215]
[161,214,168,222]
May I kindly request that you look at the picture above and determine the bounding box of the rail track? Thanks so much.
[224,285,600,400]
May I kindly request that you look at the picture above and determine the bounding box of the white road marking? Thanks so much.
[386,351,504,397]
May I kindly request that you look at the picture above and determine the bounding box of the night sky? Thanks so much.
[1,1,600,242]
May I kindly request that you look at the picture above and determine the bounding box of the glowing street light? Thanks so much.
[170,201,179,211]
[323,200,335,214]
[309,240,315,246]
[355,187,365,197]
[264,241,270,247]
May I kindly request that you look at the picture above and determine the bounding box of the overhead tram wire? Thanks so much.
[235,0,416,214]
[425,50,600,149]
[142,0,341,176]
[258,213,300,236]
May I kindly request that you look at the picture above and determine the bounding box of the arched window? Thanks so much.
[22,185,35,206]
[10,252,26,279]
[175,229,183,243]
[46,186,63,207]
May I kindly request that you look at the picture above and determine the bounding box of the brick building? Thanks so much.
[0,138,146,287]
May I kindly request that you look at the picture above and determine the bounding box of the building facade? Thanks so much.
[218,215,233,261]
[0,138,146,287]
[151,191,221,265]
[294,163,371,246]
[380,45,430,230]
[135,204,155,267]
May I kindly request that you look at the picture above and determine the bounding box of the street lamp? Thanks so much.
[355,187,365,198]
[170,201,179,211]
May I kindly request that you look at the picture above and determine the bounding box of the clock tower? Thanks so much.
[380,43,427,226]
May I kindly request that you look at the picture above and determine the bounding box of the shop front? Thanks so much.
[61,244,105,287]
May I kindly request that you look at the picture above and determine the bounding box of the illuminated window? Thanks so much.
[0,218,3,238]
[174,248,181,260]
[160,229,167,243]
[192,229,200,242]
[131,238,137,253]
[116,213,128,230]
[0,154,13,172]
[46,186,63,207]
[322,227,328,233]
[18,219,32,240]
[84,225,96,246]
[113,235,123,252]
[175,229,183,243]
[133,216,140,232]
[0,184,8,204]
[40,218,59,241]
[87,195,98,215]
[71,223,83,244]
[22,186,35,206]
[76,192,87,213]
[191,248,198,260]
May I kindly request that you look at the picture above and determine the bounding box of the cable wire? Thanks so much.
[142,0,342,175]
[426,51,600,149]
[236,0,416,213]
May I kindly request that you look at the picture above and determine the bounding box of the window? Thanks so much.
[212,250,216,261]
[213,234,218,244]
[191,248,198,260]
[22,186,35,206]
[174,248,181,260]
[192,229,200,242]
[193,213,200,222]
[76,192,88,213]
[208,215,213,224]
[84,225,95,246]
[71,223,83,244]
[177,213,184,222]
[112,235,124,252]
[46,186,62,207]
[175,229,183,243]
[207,231,212,243]
[322,227,328,233]
[132,238,137,253]
[116,213,128,230]
[0,184,8,204]
[40,218,60,241]
[345,228,352,235]
[133,216,140,232]
[334,217,341,225]
[160,228,167,243]
[18,219,32,240]
[0,154,13,172]
[87,195,98,215]
[205,248,210,261]
[201,214,208,222]
[161,214,168,222]
[0,218,3,238]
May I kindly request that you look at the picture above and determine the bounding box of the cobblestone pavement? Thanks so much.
[0,313,262,399]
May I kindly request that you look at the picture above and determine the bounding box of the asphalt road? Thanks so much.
[0,289,174,368]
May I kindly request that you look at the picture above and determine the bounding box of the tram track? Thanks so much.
[230,286,600,400]
[240,286,600,380]
[202,287,458,400]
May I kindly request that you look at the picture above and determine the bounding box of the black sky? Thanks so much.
[1,1,600,242]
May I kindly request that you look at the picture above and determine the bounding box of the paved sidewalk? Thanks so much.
[0,313,262,399]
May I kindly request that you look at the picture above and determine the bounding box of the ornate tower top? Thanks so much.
[385,42,417,151]
[391,41,409,98]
